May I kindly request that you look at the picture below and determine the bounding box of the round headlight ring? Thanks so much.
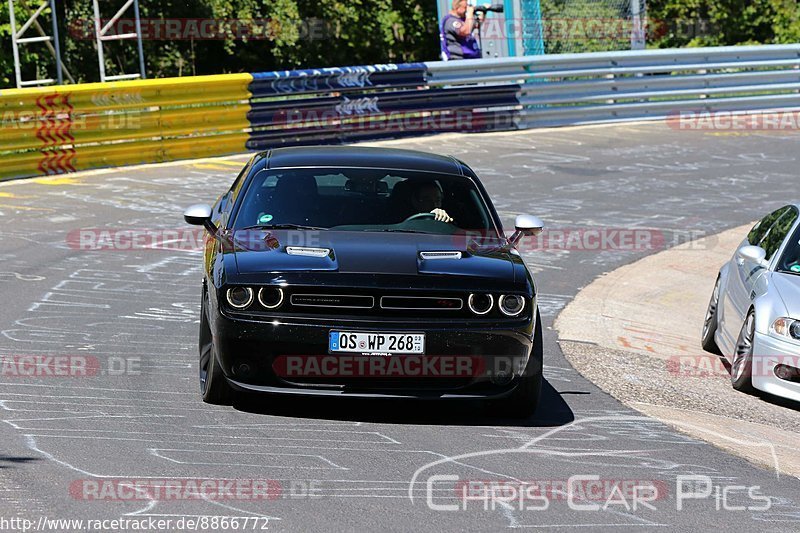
[468,293,494,315]
[258,287,284,309]
[790,321,800,340]
[499,294,526,317]
[226,287,254,309]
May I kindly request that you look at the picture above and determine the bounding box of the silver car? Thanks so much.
[702,204,800,402]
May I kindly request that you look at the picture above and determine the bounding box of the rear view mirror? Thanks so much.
[509,214,544,246]
[183,204,218,236]
[737,245,769,268]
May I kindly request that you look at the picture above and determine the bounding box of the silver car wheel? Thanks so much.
[702,279,720,341]
[732,312,755,382]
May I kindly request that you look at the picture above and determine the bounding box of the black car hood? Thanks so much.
[231,230,516,280]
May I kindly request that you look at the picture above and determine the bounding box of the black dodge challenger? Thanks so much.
[184,146,544,417]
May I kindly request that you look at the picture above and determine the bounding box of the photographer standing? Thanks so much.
[440,0,482,60]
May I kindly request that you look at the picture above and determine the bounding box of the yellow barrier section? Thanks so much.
[60,133,252,173]
[0,73,253,181]
[0,74,253,112]
[1,104,252,152]
[0,151,45,182]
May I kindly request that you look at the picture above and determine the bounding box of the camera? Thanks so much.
[473,3,504,15]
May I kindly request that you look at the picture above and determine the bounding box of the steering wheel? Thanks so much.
[403,212,437,223]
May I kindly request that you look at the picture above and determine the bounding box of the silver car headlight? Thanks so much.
[771,318,800,341]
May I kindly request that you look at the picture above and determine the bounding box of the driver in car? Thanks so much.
[410,181,453,223]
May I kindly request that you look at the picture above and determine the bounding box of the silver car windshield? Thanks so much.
[778,225,800,275]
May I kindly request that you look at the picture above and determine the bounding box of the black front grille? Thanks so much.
[380,296,463,311]
[282,287,470,317]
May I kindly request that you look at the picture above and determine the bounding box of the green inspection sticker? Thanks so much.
[258,213,273,224]
[791,264,800,273]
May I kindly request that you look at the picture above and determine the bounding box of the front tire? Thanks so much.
[731,310,756,394]
[701,276,722,355]
[495,307,543,419]
[199,289,233,405]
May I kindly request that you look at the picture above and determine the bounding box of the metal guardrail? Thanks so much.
[2,44,800,181]
[425,44,800,128]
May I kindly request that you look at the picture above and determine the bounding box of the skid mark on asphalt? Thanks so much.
[616,323,696,355]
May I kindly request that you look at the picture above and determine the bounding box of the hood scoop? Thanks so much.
[286,246,331,258]
[419,251,463,260]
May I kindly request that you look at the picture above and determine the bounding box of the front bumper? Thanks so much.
[211,312,538,399]
[751,331,800,403]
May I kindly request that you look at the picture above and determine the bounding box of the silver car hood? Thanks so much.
[772,272,800,318]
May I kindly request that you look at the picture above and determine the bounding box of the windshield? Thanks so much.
[777,224,800,275]
[232,168,497,235]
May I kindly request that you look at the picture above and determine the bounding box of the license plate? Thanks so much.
[329,331,425,354]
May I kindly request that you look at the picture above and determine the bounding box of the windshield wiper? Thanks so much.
[374,228,430,234]
[238,224,328,231]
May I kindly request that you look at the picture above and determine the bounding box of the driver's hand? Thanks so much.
[430,208,453,223]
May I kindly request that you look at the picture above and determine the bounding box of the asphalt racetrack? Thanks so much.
[0,122,799,531]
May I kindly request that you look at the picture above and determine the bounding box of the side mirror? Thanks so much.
[737,245,769,268]
[509,214,544,246]
[183,204,217,236]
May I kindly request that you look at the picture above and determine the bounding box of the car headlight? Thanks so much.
[258,287,284,309]
[771,318,800,341]
[226,287,254,309]
[499,295,526,317]
[467,293,494,315]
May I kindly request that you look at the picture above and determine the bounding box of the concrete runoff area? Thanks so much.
[556,224,800,479]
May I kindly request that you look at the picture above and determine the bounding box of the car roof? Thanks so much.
[263,146,465,175]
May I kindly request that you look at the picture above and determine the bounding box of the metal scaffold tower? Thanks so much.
[7,0,72,88]
[92,0,146,82]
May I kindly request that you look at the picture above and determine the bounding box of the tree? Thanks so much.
[646,0,793,48]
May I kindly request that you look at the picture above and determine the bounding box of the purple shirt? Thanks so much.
[440,14,481,60]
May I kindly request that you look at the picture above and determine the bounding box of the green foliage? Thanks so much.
[1,0,438,87]
[539,0,800,52]
[540,0,632,53]
[647,0,800,48]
